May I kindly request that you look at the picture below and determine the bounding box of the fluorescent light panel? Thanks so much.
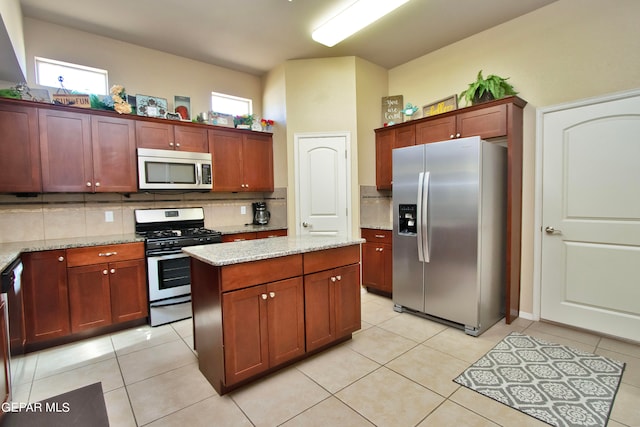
[312,0,410,47]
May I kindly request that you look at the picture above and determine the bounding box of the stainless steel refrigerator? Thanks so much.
[392,136,506,336]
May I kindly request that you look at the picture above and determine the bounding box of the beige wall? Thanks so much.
[0,0,27,80]
[381,0,640,316]
[21,18,263,118]
[262,64,287,189]
[282,57,361,237]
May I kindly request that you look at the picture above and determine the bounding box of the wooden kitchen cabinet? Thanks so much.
[222,277,304,385]
[303,246,361,352]
[209,129,274,192]
[361,228,392,295]
[0,101,41,192]
[375,125,415,190]
[66,243,147,332]
[136,120,208,152]
[374,96,526,323]
[22,250,70,343]
[39,109,137,192]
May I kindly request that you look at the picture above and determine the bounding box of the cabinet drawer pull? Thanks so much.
[375,234,386,238]
[98,251,118,257]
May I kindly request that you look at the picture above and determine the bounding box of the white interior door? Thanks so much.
[539,92,640,342]
[295,132,350,236]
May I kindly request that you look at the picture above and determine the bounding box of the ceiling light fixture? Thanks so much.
[312,0,410,47]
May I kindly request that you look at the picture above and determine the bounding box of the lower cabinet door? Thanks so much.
[304,269,335,352]
[266,277,305,366]
[335,264,361,338]
[110,259,148,323]
[67,264,113,333]
[223,285,269,385]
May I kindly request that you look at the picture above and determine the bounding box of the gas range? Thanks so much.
[134,207,222,326]
[135,208,222,255]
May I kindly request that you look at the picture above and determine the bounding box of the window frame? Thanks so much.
[34,57,109,95]
[211,91,253,116]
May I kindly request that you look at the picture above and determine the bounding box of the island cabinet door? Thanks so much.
[266,277,305,367]
[304,269,336,352]
[334,264,361,338]
[222,285,269,385]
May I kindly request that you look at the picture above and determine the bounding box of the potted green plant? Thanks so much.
[234,114,254,129]
[459,70,518,106]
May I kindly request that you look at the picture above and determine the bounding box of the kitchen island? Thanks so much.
[183,235,363,395]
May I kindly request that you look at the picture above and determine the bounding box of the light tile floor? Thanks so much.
[9,291,640,426]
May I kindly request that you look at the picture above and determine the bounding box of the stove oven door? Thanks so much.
[147,252,191,301]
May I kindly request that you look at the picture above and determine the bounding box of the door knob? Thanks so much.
[302,222,309,228]
[545,226,562,234]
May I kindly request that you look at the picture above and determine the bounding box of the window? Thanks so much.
[35,57,109,95]
[211,92,252,116]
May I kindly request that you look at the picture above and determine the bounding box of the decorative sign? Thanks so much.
[423,95,457,117]
[52,94,91,108]
[381,95,403,125]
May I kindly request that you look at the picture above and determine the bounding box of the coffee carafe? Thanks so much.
[252,202,270,225]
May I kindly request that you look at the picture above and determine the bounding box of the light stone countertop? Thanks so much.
[0,234,144,273]
[213,224,287,235]
[360,223,392,231]
[183,235,364,266]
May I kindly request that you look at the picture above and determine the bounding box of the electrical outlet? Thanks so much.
[105,211,114,222]
[240,206,247,215]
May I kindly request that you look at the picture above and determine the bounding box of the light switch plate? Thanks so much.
[105,211,114,222]
[240,206,247,215]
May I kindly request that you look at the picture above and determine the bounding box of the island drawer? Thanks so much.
[361,228,392,244]
[66,242,145,267]
[220,254,303,292]
[303,245,360,274]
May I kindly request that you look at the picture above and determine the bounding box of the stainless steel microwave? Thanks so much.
[137,148,213,190]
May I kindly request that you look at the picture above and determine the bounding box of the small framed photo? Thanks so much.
[136,94,168,118]
[209,112,234,128]
[423,95,458,118]
[165,111,182,120]
[24,88,51,103]
[174,95,191,120]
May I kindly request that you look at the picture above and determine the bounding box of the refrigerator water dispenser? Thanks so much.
[398,204,417,235]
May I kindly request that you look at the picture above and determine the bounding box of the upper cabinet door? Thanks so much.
[457,104,507,139]
[0,103,41,192]
[174,125,208,152]
[416,116,456,144]
[39,109,93,192]
[243,133,273,192]
[209,129,244,191]
[91,115,137,192]
[135,121,174,150]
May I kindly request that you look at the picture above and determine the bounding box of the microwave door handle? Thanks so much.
[196,164,201,185]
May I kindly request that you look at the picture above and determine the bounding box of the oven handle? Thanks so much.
[146,250,189,258]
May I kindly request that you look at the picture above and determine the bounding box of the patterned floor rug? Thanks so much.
[453,332,625,427]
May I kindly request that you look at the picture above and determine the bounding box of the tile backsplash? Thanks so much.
[359,185,392,229]
[0,189,287,243]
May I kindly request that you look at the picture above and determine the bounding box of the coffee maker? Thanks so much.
[252,202,270,225]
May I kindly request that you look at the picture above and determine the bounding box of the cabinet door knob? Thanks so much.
[450,134,455,139]
[110,268,115,273]
[58,256,64,262]
[176,143,180,147]
[95,182,100,187]
[330,277,337,282]
[269,292,275,298]
[261,293,267,300]
[103,269,108,275]
[86,182,92,187]
[336,275,342,281]
[169,142,174,147]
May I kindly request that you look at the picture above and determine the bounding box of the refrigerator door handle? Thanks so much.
[417,172,425,262]
[422,171,431,263]
[416,172,431,263]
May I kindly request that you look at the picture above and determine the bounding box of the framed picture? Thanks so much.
[52,93,91,108]
[209,112,234,128]
[24,88,51,103]
[423,95,458,118]
[166,111,182,121]
[174,95,191,120]
[381,95,403,125]
[136,94,168,118]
